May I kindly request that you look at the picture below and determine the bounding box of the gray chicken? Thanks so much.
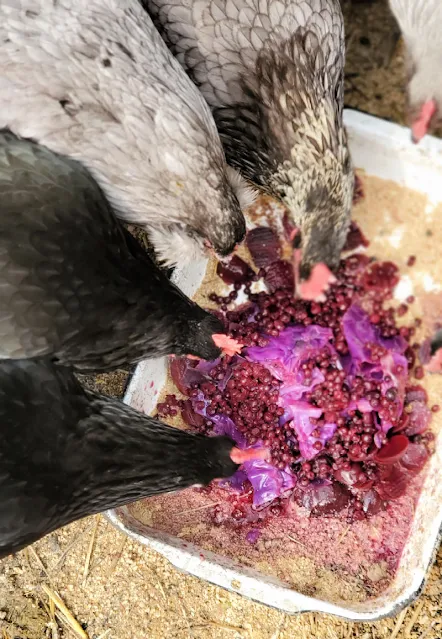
[0,130,229,371]
[0,0,256,267]
[388,0,442,142]
[0,357,240,558]
[145,0,354,299]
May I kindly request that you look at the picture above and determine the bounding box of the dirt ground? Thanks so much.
[1,1,441,638]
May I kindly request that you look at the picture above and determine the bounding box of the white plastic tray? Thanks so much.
[107,110,442,620]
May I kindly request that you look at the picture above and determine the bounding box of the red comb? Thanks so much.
[230,447,269,464]
[212,333,243,356]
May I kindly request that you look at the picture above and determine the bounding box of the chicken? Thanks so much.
[145,0,354,298]
[0,357,241,558]
[388,0,442,142]
[0,130,231,371]
[0,0,256,267]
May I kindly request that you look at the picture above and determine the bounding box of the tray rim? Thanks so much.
[106,108,442,621]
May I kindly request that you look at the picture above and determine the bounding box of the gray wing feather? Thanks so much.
[0,0,229,231]
[147,0,344,109]
[0,131,201,370]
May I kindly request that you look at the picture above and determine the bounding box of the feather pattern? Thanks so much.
[146,0,354,279]
[0,131,224,369]
[0,0,252,265]
[0,357,238,558]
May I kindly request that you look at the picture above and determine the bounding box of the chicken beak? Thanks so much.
[411,99,437,144]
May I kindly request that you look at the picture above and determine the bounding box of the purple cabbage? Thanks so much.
[342,305,408,435]
[342,305,407,375]
[243,459,296,506]
[246,529,261,544]
[211,412,248,449]
[247,325,335,373]
[288,402,337,460]
[178,358,218,388]
[191,391,294,506]
[247,326,338,460]
[179,357,234,391]
[186,305,411,507]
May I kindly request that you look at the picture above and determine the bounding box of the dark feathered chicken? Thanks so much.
[0,358,240,559]
[145,0,354,300]
[388,0,442,142]
[0,0,256,266]
[0,131,226,371]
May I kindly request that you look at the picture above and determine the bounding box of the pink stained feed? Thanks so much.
[230,447,269,465]
[212,333,243,356]
[411,99,437,143]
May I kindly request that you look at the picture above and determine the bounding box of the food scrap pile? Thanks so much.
[157,192,436,533]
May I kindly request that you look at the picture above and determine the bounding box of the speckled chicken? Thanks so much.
[145,0,354,297]
[0,130,228,371]
[0,357,239,558]
[0,0,256,267]
[388,0,442,142]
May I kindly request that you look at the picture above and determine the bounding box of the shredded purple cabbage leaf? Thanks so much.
[180,357,233,391]
[342,304,408,433]
[188,304,409,507]
[247,326,338,461]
